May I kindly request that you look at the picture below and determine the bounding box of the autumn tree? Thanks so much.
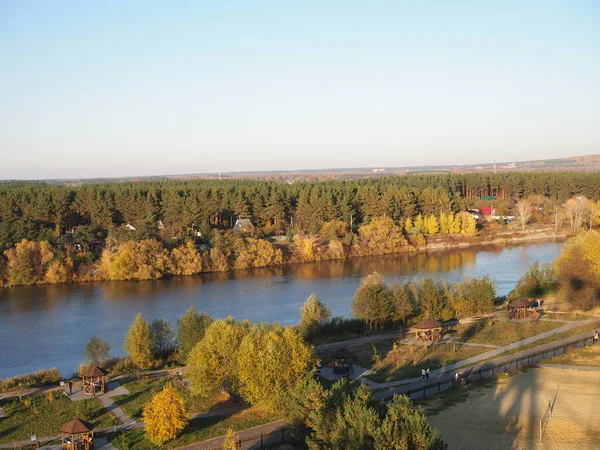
[354,217,407,256]
[237,324,314,411]
[186,317,250,398]
[143,383,188,445]
[299,294,332,337]
[84,336,111,364]
[170,240,202,275]
[319,219,347,241]
[222,428,238,450]
[352,272,395,329]
[4,239,54,285]
[101,239,170,281]
[45,254,74,284]
[554,230,600,310]
[124,313,154,368]
[177,306,213,362]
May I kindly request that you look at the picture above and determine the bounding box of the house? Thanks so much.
[480,206,494,216]
[233,218,254,233]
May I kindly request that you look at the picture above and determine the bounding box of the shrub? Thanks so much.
[0,368,61,393]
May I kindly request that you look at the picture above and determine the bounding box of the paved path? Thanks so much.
[176,420,288,450]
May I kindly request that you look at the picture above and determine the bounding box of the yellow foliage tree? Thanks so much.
[404,217,414,234]
[45,255,73,284]
[170,240,202,275]
[450,213,462,234]
[222,427,237,450]
[187,318,250,398]
[101,239,170,280]
[143,383,188,445]
[319,220,347,241]
[460,213,477,235]
[424,215,439,235]
[124,313,154,368]
[413,214,425,234]
[354,217,407,256]
[237,324,314,411]
[234,238,283,270]
[4,239,54,285]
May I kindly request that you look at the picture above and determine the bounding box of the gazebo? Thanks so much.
[80,366,107,396]
[508,299,537,319]
[414,319,443,342]
[331,348,356,375]
[61,418,94,450]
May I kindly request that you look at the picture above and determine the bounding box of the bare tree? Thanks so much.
[552,202,564,232]
[515,199,532,230]
[565,196,588,232]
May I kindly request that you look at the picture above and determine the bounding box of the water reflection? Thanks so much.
[0,241,563,378]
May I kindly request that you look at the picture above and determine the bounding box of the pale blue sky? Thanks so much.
[1,1,599,180]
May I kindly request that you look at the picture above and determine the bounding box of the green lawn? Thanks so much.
[0,393,117,443]
[112,377,232,420]
[109,406,278,450]
[457,318,563,346]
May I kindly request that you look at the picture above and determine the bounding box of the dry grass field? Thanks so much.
[426,367,600,449]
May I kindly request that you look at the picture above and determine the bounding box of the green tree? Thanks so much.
[352,272,395,329]
[150,318,175,359]
[124,313,153,368]
[177,306,213,362]
[390,281,414,325]
[299,294,332,337]
[83,336,111,364]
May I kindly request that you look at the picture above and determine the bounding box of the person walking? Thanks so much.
[421,369,426,381]
[426,368,430,381]
[68,380,73,395]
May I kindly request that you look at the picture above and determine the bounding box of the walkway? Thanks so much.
[176,420,288,450]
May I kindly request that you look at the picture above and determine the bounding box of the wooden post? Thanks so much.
[261,433,263,448]
[282,427,285,443]
[438,381,440,394]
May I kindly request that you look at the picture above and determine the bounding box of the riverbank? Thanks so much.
[0,227,568,290]
[424,228,567,251]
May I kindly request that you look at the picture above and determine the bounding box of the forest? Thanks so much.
[1,172,600,286]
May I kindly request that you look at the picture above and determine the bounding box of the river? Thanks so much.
[0,240,564,379]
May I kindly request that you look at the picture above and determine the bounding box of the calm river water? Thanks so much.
[0,241,564,378]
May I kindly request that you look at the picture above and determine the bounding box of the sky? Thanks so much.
[1,1,599,180]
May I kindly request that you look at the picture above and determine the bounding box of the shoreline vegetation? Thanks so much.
[1,172,597,288]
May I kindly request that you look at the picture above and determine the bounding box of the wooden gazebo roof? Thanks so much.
[508,299,534,308]
[331,348,356,360]
[81,366,107,377]
[413,318,442,330]
[60,418,94,434]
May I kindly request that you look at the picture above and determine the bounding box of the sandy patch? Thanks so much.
[427,367,600,450]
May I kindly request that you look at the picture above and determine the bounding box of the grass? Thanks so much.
[0,368,62,393]
[368,343,489,383]
[112,377,231,420]
[543,341,600,366]
[0,392,117,443]
[457,318,562,346]
[109,406,278,449]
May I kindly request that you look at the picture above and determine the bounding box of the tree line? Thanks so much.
[3,172,600,286]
